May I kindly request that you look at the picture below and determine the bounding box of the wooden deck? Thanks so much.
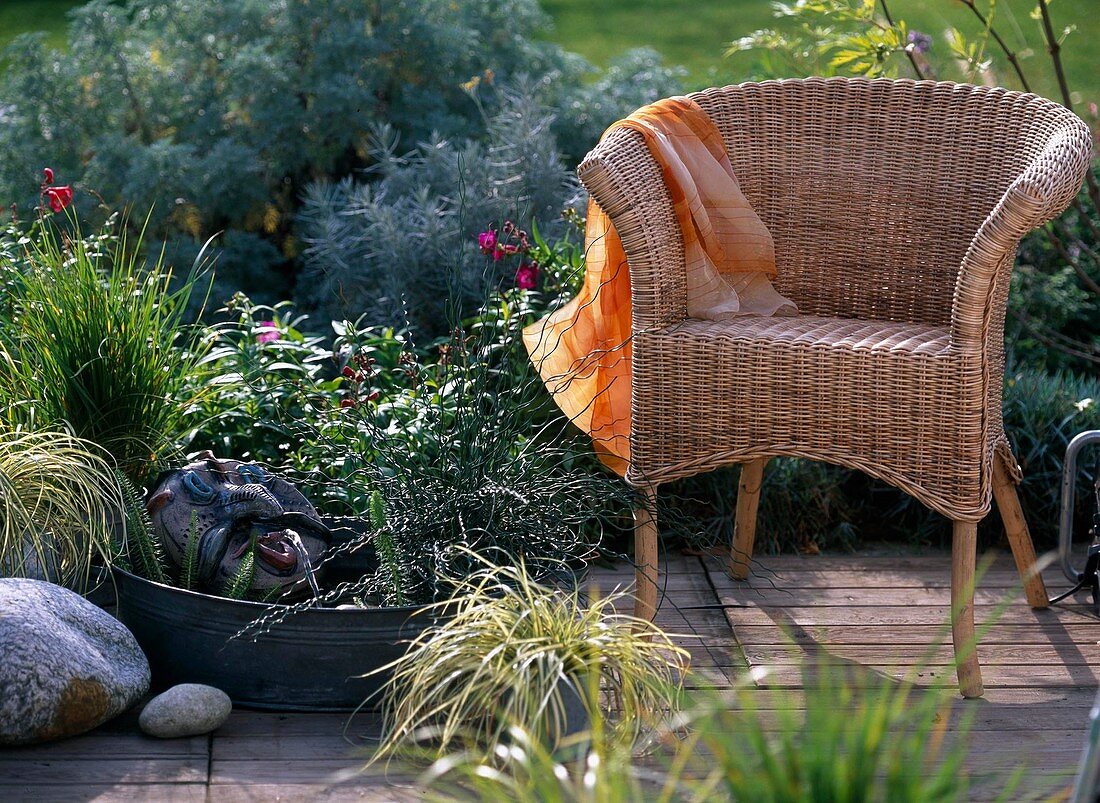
[1,550,1097,801]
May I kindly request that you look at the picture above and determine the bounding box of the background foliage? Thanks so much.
[1,0,1096,559]
[0,0,681,332]
[10,0,1098,103]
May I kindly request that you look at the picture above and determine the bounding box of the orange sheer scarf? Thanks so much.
[523,97,795,477]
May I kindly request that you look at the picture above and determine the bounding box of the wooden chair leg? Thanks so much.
[991,460,1049,609]
[952,520,984,699]
[633,486,659,622]
[730,458,768,580]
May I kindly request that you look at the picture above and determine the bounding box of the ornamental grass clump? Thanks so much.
[367,558,689,763]
[426,663,978,802]
[0,214,211,484]
[0,430,123,591]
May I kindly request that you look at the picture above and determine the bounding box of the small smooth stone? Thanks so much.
[139,683,231,738]
[0,578,150,745]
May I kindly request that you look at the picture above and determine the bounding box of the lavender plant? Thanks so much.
[297,90,581,334]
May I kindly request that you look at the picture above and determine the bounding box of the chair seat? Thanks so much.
[667,315,952,358]
[630,313,984,517]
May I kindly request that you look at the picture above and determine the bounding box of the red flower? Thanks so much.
[43,167,54,185]
[515,261,540,290]
[44,186,73,213]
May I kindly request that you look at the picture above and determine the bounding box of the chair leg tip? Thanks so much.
[959,682,985,699]
[728,559,750,581]
[1025,584,1051,609]
[956,665,984,698]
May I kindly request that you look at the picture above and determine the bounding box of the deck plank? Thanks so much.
[0,784,208,802]
[0,756,207,785]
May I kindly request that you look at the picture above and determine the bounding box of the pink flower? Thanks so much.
[256,320,281,344]
[515,261,540,290]
[44,186,73,213]
[477,229,497,253]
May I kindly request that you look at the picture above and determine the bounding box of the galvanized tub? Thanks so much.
[112,519,439,711]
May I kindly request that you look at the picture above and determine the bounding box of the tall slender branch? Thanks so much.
[877,0,927,80]
[956,0,1032,92]
[1036,0,1073,110]
[1036,0,1100,215]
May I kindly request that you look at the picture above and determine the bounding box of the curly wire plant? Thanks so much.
[366,555,690,763]
[0,430,124,591]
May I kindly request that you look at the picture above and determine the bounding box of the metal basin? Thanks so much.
[112,520,437,711]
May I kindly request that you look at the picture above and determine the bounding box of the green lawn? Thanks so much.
[0,0,79,50]
[543,0,1098,104]
[3,0,1096,104]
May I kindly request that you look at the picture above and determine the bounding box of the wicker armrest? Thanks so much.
[951,111,1093,349]
[577,127,688,331]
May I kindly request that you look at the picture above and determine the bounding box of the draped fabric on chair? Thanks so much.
[523,96,795,476]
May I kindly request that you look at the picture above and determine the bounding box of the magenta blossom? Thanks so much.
[256,320,281,344]
[477,229,497,253]
[515,261,540,290]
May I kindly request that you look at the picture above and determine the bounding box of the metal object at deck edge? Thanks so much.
[1058,430,1100,583]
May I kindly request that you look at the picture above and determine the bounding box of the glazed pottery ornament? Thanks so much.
[147,452,331,593]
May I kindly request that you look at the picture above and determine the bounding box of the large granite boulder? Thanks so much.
[0,578,150,745]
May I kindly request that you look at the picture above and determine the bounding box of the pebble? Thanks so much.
[139,683,232,738]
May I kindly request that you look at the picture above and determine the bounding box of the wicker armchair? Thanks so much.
[577,77,1093,698]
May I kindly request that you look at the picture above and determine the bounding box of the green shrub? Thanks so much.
[667,460,858,558]
[1010,201,1100,375]
[1002,365,1100,549]
[0,0,682,330]
[182,293,337,466]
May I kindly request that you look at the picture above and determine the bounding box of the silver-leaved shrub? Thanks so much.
[0,0,683,331]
